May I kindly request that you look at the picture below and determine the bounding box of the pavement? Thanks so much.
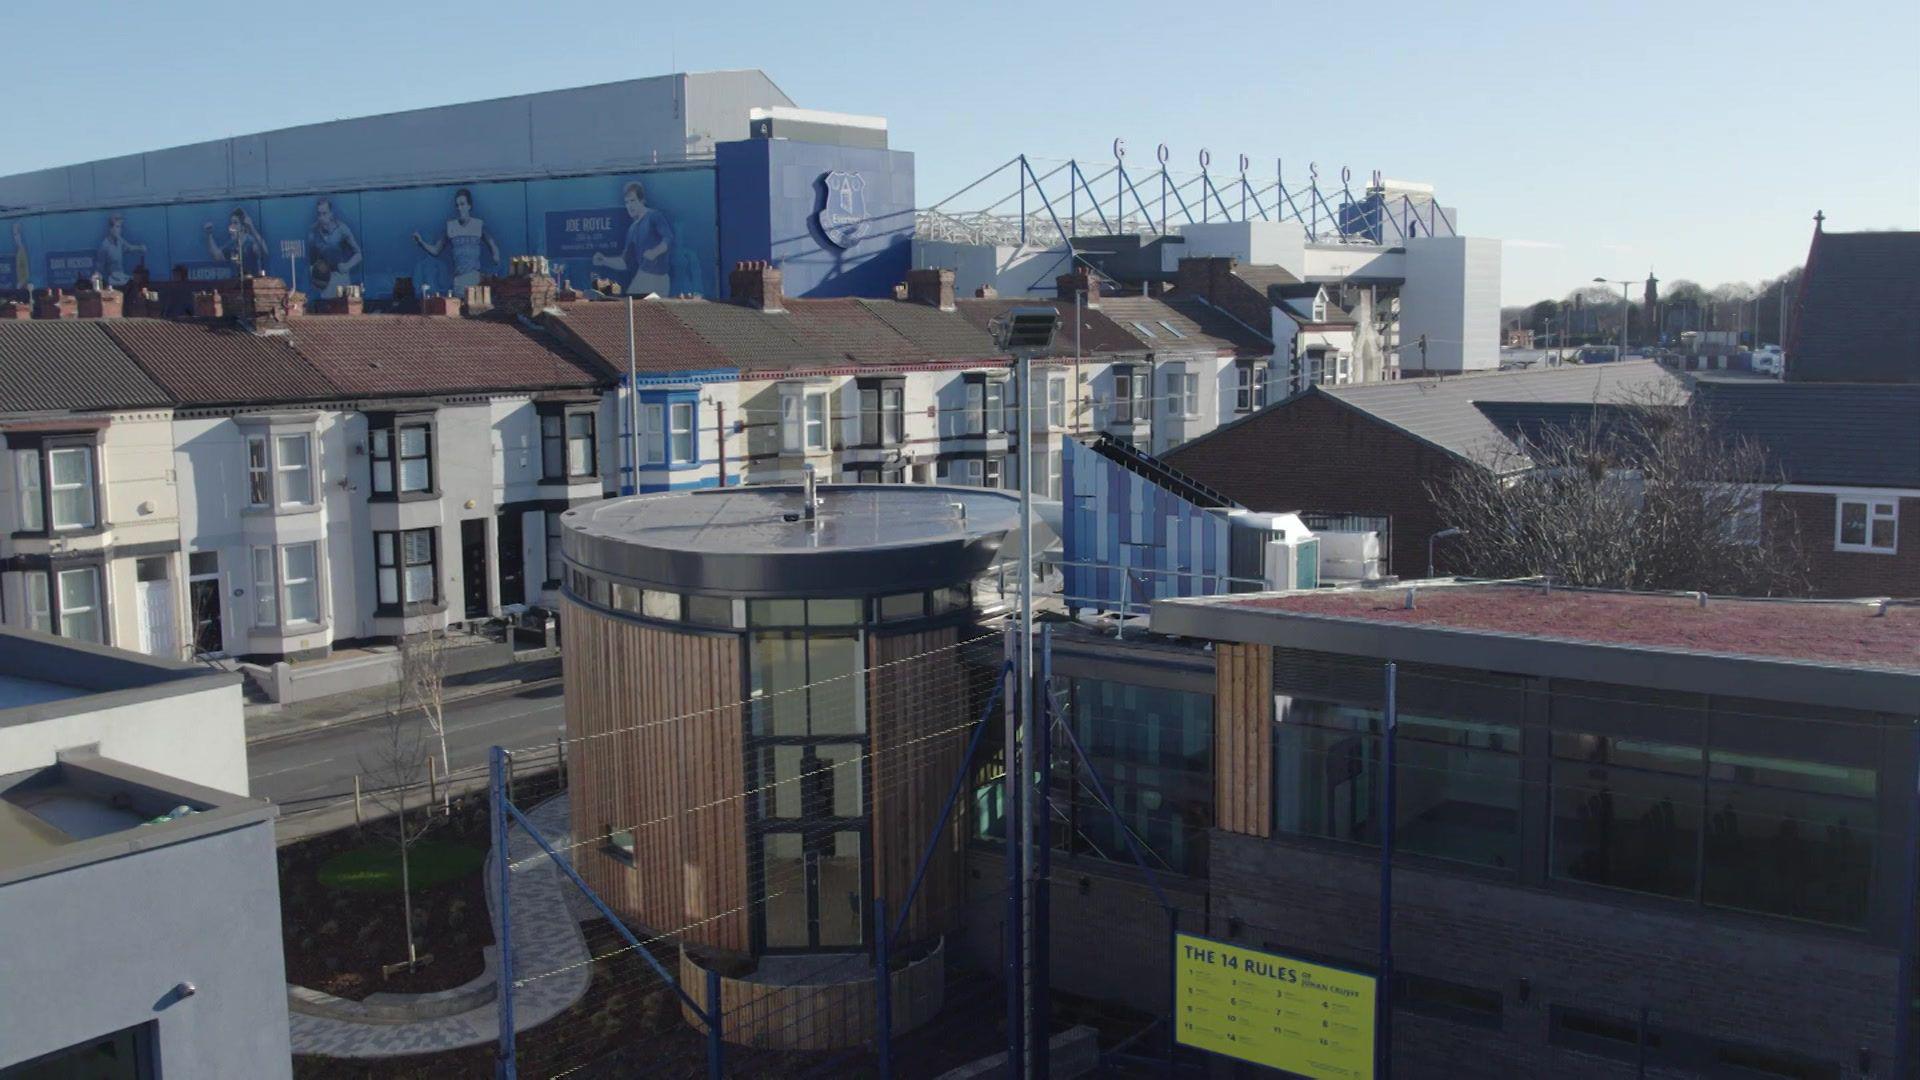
[249,664,568,844]
[246,652,562,745]
[289,793,592,1058]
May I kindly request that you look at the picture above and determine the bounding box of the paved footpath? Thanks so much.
[290,794,589,1058]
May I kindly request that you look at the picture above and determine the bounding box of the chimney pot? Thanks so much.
[32,289,77,319]
[974,285,999,299]
[192,291,224,319]
[905,267,957,311]
[729,260,785,312]
[76,286,124,319]
[1056,268,1101,307]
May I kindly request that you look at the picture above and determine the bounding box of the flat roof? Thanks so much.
[0,628,241,732]
[563,484,1022,597]
[1151,584,1920,713]
[0,753,274,886]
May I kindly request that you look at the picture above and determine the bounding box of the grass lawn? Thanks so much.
[317,840,486,893]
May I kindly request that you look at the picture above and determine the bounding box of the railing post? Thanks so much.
[1165,906,1178,1079]
[706,966,724,1080]
[875,897,894,1080]
[1377,662,1398,1080]
[491,746,516,1079]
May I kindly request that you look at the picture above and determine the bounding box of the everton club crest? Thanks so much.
[817,170,869,249]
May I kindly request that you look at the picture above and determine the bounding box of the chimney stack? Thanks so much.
[223,275,292,327]
[76,285,124,319]
[1056,267,1101,308]
[32,290,76,319]
[491,256,558,317]
[0,300,31,320]
[905,267,957,311]
[192,291,224,318]
[729,260,784,313]
[315,285,364,316]
[974,285,998,300]
[462,284,493,316]
[421,294,461,316]
[1174,256,1237,303]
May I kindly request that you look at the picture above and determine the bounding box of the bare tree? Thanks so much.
[360,697,435,972]
[398,627,452,809]
[1427,387,1808,596]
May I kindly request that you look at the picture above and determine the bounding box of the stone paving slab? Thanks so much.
[290,794,588,1058]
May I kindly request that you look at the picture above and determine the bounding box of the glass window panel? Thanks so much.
[931,584,970,614]
[610,583,641,613]
[806,634,863,736]
[883,387,904,445]
[816,743,865,819]
[398,427,428,457]
[685,594,735,627]
[1870,516,1896,550]
[1069,678,1216,875]
[642,589,680,621]
[399,457,431,493]
[760,833,808,949]
[16,450,44,531]
[251,548,277,626]
[276,434,312,505]
[1274,701,1381,846]
[669,402,694,464]
[246,436,270,506]
[405,566,436,604]
[750,633,810,736]
[860,388,879,445]
[378,568,399,605]
[804,393,827,449]
[1703,750,1875,926]
[568,412,595,475]
[48,447,94,529]
[1394,715,1521,870]
[545,513,565,583]
[878,592,925,622]
[1551,733,1701,898]
[282,543,319,623]
[761,746,804,820]
[1838,501,1868,545]
[24,571,52,633]
[817,830,864,947]
[748,598,807,626]
[806,598,861,626]
[56,568,102,643]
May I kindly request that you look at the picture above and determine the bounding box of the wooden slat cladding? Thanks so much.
[1213,642,1273,837]
[562,600,750,952]
[867,627,969,946]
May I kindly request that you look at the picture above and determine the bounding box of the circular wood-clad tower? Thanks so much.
[556,483,1015,1043]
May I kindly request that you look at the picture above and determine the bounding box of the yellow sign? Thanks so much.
[1173,932,1376,1079]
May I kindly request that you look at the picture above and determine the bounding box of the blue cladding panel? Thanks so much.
[1061,438,1233,613]
[715,138,914,299]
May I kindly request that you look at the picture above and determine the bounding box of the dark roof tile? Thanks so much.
[1695,380,1920,488]
[103,319,342,406]
[1790,230,1920,382]
[284,315,602,396]
[0,320,169,413]
[542,300,732,377]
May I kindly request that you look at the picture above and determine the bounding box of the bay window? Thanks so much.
[55,567,103,643]
[858,379,905,447]
[246,436,271,507]
[369,414,435,496]
[375,528,438,608]
[282,542,320,623]
[47,446,96,530]
[780,386,830,453]
[1111,366,1145,424]
[669,401,695,464]
[1234,362,1268,412]
[244,431,315,508]
[542,408,597,480]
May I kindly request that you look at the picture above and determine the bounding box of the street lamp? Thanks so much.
[1593,277,1635,360]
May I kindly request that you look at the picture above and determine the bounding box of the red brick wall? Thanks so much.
[1164,392,1462,576]
[1767,490,1920,598]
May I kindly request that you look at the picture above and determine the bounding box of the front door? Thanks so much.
[135,556,177,657]
[496,510,525,609]
[186,551,223,656]
[460,519,490,619]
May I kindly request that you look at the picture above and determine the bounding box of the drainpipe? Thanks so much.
[713,399,727,487]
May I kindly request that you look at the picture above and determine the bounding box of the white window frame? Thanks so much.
[566,411,595,477]
[1048,376,1066,428]
[251,546,278,627]
[275,433,314,507]
[15,449,44,532]
[55,567,102,644]
[281,541,321,625]
[669,401,696,464]
[1835,496,1898,554]
[984,381,1006,434]
[642,403,665,465]
[47,446,96,531]
[804,392,828,450]
[245,434,271,507]
[1047,448,1062,500]
[1183,372,1200,417]
[23,571,52,634]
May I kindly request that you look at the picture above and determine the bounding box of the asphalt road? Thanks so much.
[248,680,567,819]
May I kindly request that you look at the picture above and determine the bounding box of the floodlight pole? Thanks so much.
[625,296,640,495]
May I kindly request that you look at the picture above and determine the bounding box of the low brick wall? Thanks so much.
[677,940,945,1051]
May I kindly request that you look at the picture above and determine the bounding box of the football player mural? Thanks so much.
[306,198,363,297]
[412,187,501,290]
[203,207,270,277]
[94,213,148,287]
[589,180,674,297]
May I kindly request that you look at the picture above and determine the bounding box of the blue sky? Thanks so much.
[4,0,1913,303]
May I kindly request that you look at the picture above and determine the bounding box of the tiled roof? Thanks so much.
[855,300,1001,362]
[1694,380,1920,489]
[1229,265,1302,294]
[954,298,1146,358]
[660,301,842,372]
[283,315,602,396]
[1789,230,1920,383]
[1098,295,1270,355]
[1167,360,1685,478]
[542,300,733,377]
[782,299,937,366]
[0,320,169,413]
[103,319,343,406]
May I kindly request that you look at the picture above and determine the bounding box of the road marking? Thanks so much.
[251,755,340,780]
